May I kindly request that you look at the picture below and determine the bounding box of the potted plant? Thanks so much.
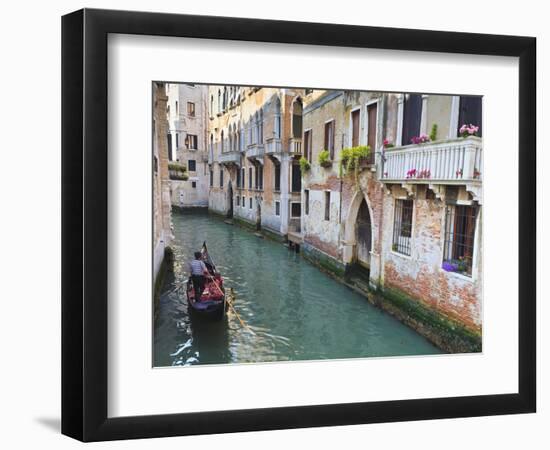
[429,123,438,141]
[459,124,480,138]
[383,138,394,149]
[410,134,430,144]
[318,149,332,168]
[299,156,311,172]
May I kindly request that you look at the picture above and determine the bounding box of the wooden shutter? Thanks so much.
[325,121,335,158]
[304,130,311,161]
[351,109,360,147]
[402,94,422,145]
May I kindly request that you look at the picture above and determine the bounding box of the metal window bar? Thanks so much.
[392,199,413,255]
[443,204,477,276]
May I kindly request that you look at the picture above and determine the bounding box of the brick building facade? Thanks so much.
[166,83,209,207]
[300,90,483,351]
[207,86,305,238]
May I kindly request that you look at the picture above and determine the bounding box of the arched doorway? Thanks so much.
[227,181,233,219]
[355,199,372,268]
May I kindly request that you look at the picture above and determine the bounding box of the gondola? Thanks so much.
[186,242,226,320]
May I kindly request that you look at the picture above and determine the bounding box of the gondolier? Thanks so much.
[188,251,209,302]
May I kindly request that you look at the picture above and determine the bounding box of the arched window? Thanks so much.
[274,97,281,139]
[254,112,260,144]
[259,109,264,143]
[210,95,214,116]
[223,87,227,110]
[217,90,221,114]
[292,98,303,138]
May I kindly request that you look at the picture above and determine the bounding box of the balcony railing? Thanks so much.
[218,151,241,166]
[289,137,302,155]
[265,137,282,155]
[245,143,264,160]
[381,136,482,183]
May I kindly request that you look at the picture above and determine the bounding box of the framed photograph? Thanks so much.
[61,8,536,441]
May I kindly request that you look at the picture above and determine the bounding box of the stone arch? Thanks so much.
[343,188,375,266]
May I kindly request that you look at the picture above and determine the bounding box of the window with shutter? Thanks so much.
[324,121,335,159]
[458,96,482,137]
[351,109,360,147]
[304,130,312,162]
[402,94,422,145]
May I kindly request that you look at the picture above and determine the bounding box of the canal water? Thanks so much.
[154,209,441,367]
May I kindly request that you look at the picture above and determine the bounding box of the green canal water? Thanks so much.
[154,209,442,367]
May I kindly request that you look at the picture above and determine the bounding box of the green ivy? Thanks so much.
[338,145,370,185]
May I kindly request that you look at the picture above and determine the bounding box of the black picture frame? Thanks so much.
[61,8,536,442]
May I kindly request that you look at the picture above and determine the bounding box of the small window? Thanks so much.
[324,120,335,159]
[443,204,478,276]
[188,160,196,172]
[249,167,253,189]
[274,163,281,191]
[249,197,253,209]
[275,201,280,216]
[175,133,179,149]
[175,101,178,115]
[242,196,245,207]
[191,181,196,188]
[210,170,213,187]
[220,169,224,188]
[304,190,309,215]
[186,134,198,149]
[236,196,240,206]
[324,191,330,221]
[291,203,301,218]
[187,102,195,117]
[392,199,413,256]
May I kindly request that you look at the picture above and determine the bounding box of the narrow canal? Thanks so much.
[154,209,441,367]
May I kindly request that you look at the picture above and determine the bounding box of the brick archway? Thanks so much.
[343,189,375,265]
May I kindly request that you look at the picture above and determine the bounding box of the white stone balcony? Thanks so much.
[218,151,241,166]
[381,136,482,184]
[265,137,282,156]
[245,143,265,162]
[289,137,302,156]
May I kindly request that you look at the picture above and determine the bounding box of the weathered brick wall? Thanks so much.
[379,191,482,331]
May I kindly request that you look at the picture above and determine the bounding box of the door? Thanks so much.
[356,200,372,268]
[227,183,233,218]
